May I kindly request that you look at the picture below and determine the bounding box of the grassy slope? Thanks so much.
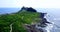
[0,11,41,32]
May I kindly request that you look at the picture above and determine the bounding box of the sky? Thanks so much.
[0,0,60,8]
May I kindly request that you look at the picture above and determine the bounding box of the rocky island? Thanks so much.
[0,7,51,32]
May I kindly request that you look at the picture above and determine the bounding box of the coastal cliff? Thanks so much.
[0,7,50,32]
[20,7,50,32]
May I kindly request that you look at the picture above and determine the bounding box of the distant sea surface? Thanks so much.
[0,8,21,14]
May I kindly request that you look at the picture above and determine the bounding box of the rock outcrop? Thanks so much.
[19,7,50,32]
[20,6,37,12]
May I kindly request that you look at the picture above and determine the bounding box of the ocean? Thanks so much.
[0,8,20,14]
[36,8,60,32]
[0,8,60,32]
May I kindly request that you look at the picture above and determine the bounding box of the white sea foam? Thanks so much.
[44,14,54,32]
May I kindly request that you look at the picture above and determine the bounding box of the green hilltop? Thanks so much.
[0,9,41,32]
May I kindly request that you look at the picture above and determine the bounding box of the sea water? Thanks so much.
[0,8,20,14]
[36,8,60,32]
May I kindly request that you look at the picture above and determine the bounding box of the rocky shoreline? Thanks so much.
[20,7,51,32]
[24,17,51,32]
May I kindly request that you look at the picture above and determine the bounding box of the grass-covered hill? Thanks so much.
[0,9,41,32]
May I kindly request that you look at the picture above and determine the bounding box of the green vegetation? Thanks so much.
[0,11,40,32]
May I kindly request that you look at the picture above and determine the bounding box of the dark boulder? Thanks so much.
[39,13,47,18]
[20,7,37,12]
[42,18,51,24]
[27,7,37,12]
[20,6,27,11]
